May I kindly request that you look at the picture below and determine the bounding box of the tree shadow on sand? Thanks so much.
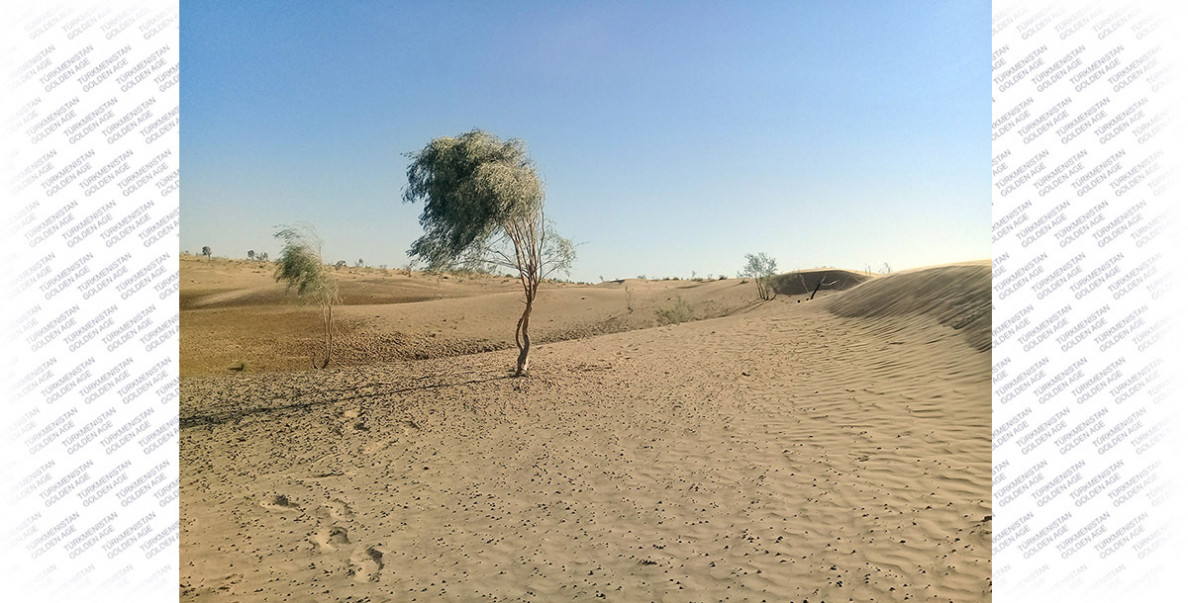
[180,372,511,429]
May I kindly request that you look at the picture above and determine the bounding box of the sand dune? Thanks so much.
[771,268,870,297]
[828,262,992,352]
[181,261,991,601]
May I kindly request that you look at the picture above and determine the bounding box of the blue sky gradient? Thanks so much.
[182,0,988,281]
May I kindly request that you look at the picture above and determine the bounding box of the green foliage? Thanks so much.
[274,226,337,305]
[404,130,542,270]
[274,225,338,368]
[655,297,694,325]
[740,252,778,300]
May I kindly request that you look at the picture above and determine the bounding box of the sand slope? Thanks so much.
[828,262,992,352]
[180,262,991,601]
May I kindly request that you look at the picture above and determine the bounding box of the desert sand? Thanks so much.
[180,258,991,601]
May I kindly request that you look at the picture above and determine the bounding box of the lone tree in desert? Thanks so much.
[403,129,575,377]
[201,245,212,260]
[741,252,778,300]
[274,225,339,369]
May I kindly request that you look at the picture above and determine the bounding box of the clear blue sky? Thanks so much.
[182,0,988,282]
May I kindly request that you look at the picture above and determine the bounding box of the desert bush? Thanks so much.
[740,252,777,300]
[201,245,212,260]
[274,225,338,368]
[655,296,694,325]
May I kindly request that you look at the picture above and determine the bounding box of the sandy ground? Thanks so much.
[180,260,991,602]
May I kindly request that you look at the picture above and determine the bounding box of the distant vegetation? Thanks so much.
[274,225,339,369]
[403,129,575,377]
[201,245,212,260]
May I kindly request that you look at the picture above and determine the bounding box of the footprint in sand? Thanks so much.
[347,545,385,582]
[311,526,351,552]
[316,498,355,521]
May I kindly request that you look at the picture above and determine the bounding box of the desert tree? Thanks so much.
[201,245,212,260]
[403,129,575,377]
[274,225,339,369]
[247,250,256,260]
[334,260,347,270]
[740,252,778,300]
[357,258,364,268]
[259,251,269,262]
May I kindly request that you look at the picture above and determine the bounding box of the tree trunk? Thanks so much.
[325,303,333,368]
[514,299,532,377]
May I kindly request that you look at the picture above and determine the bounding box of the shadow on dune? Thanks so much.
[769,269,869,297]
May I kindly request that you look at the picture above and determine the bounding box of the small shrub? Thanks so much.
[655,297,694,325]
[740,252,778,300]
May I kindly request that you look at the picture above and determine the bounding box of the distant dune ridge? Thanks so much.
[180,258,991,601]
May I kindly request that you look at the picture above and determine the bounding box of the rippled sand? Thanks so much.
[181,262,991,601]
